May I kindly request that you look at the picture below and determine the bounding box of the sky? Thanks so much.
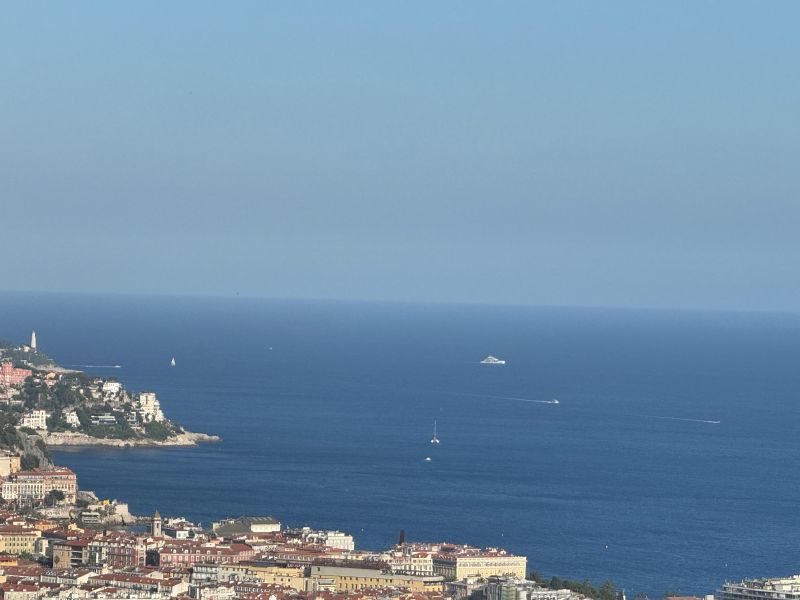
[1,2,799,310]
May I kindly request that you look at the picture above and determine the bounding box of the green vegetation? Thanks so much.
[21,453,40,470]
[0,339,181,448]
[145,420,172,440]
[34,437,51,460]
[529,572,621,600]
[0,341,55,368]
[46,489,65,505]
[76,410,138,440]
[0,414,22,451]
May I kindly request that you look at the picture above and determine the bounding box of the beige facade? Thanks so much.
[388,551,434,575]
[137,392,165,423]
[0,454,21,477]
[309,565,444,593]
[433,554,527,580]
[19,410,48,431]
[2,469,78,503]
[218,564,306,590]
[0,526,42,555]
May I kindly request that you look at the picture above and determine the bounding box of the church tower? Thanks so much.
[151,510,162,537]
[30,331,37,351]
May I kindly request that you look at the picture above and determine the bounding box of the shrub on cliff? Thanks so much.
[21,453,39,470]
[144,421,172,441]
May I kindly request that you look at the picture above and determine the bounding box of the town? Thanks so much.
[0,453,791,600]
[0,337,793,600]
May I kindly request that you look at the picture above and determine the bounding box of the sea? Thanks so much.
[2,291,800,596]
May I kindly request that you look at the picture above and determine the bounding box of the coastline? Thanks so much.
[43,430,221,448]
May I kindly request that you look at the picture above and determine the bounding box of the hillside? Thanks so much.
[0,339,211,448]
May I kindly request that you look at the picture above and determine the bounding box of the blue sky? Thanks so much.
[2,2,798,310]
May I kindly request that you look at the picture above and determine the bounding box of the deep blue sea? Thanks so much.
[2,292,800,595]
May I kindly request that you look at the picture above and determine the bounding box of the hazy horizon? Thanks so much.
[6,288,800,318]
[3,2,799,311]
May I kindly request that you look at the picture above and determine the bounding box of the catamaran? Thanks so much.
[431,420,440,444]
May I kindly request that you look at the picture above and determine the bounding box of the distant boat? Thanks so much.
[431,420,440,444]
[480,355,506,365]
[424,457,432,462]
[170,357,176,367]
[551,399,559,404]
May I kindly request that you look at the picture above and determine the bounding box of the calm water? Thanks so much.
[2,292,800,595]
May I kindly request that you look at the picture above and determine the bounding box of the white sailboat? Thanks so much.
[431,420,440,444]
[170,357,176,367]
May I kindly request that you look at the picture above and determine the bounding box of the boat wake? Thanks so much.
[67,364,122,369]
[452,392,559,405]
[649,415,720,425]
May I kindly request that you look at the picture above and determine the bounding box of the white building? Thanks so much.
[0,479,20,501]
[212,516,281,536]
[90,413,117,426]
[387,550,434,576]
[289,527,355,551]
[719,577,800,600]
[102,380,122,396]
[485,578,584,600]
[163,517,203,540]
[64,410,81,428]
[136,392,165,423]
[19,410,49,431]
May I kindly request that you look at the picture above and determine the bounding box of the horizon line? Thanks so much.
[1,287,799,318]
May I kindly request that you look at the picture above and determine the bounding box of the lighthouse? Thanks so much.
[30,331,37,352]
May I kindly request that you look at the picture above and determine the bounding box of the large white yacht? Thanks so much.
[480,355,506,365]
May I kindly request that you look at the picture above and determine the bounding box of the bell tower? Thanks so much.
[151,510,162,537]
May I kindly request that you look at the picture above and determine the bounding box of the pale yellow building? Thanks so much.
[0,454,21,477]
[2,468,78,503]
[432,553,527,580]
[0,526,42,555]
[387,550,434,575]
[309,565,444,593]
[218,564,306,591]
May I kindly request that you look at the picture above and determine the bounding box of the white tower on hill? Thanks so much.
[30,330,37,351]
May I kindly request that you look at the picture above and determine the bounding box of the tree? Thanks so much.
[46,489,65,506]
[21,453,40,470]
[145,420,172,441]
[598,581,618,600]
